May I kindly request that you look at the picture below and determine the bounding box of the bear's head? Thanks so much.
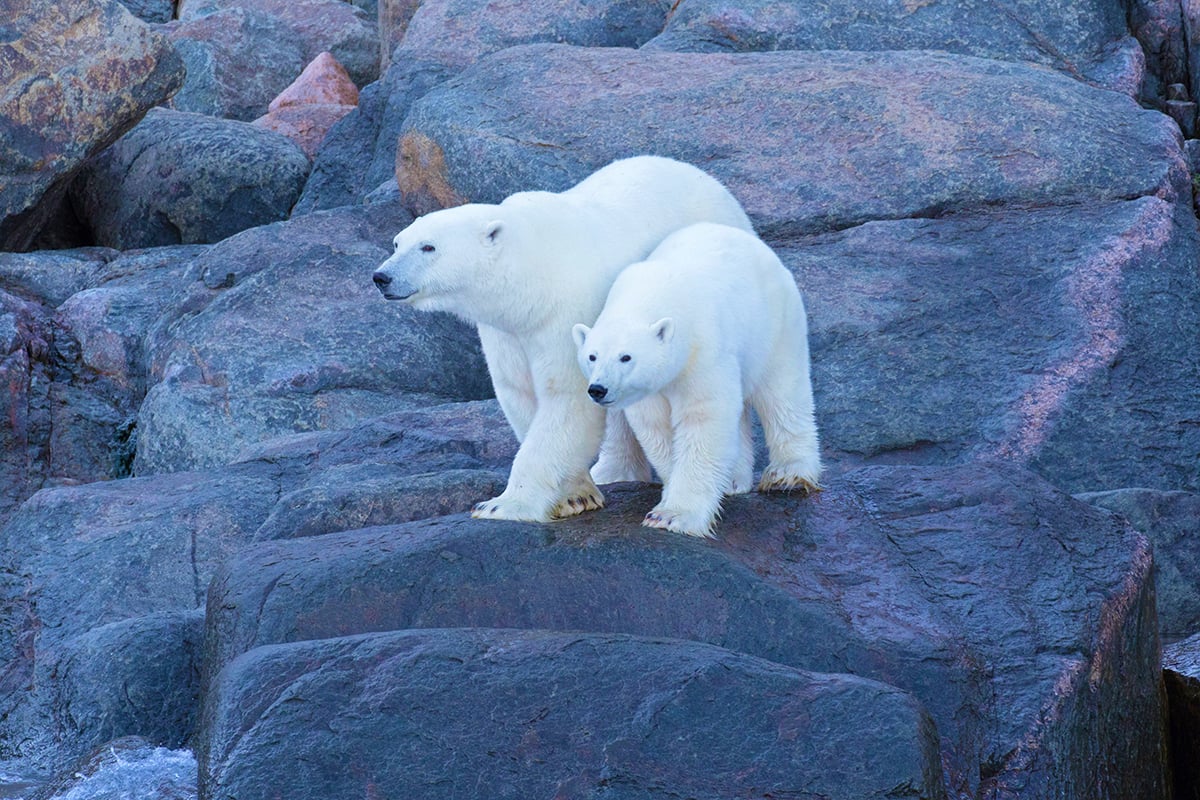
[372,204,506,320]
[572,317,682,410]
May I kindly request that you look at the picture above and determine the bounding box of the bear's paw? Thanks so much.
[642,507,717,539]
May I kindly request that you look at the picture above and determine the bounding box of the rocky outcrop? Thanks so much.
[200,629,946,800]
[72,109,311,249]
[0,0,184,251]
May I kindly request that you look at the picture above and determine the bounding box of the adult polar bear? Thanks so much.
[573,223,821,538]
[373,156,753,522]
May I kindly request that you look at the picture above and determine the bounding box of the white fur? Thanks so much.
[573,223,822,537]
[374,156,753,522]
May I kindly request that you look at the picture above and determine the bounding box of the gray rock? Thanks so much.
[50,610,205,759]
[0,249,114,309]
[779,197,1200,494]
[1076,488,1200,641]
[0,291,53,526]
[202,461,1167,799]
[0,0,185,251]
[199,629,945,800]
[395,46,1185,234]
[162,8,307,121]
[646,0,1142,95]
[0,463,278,770]
[134,203,491,475]
[297,0,673,213]
[175,0,379,87]
[73,108,310,249]
[50,246,205,485]
[115,0,174,23]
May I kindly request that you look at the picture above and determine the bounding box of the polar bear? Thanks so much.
[572,222,822,538]
[372,156,753,522]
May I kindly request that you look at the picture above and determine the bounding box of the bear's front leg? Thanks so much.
[642,393,741,538]
[472,384,606,522]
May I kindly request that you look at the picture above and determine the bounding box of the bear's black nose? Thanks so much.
[587,384,607,401]
[372,271,392,289]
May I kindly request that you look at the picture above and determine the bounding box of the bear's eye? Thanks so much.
[588,354,596,362]
[620,354,632,363]
[420,244,436,253]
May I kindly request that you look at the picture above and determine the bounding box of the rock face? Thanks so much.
[0,290,53,523]
[200,629,946,800]
[647,0,1143,95]
[201,463,1166,799]
[72,108,311,250]
[133,202,492,475]
[0,0,185,251]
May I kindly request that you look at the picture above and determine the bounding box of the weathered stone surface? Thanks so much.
[296,0,673,213]
[134,203,491,475]
[48,246,204,486]
[397,46,1186,234]
[782,197,1200,494]
[203,462,1167,799]
[0,0,185,251]
[0,249,114,310]
[72,108,310,250]
[0,462,278,769]
[647,0,1143,95]
[200,629,945,800]
[175,0,379,87]
[163,8,306,121]
[1077,488,1200,641]
[50,610,204,760]
[0,291,53,526]
[378,0,421,69]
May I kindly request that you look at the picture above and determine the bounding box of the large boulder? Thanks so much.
[780,196,1200,494]
[0,463,278,769]
[163,8,307,121]
[72,108,311,250]
[134,203,492,475]
[200,629,945,800]
[395,46,1185,231]
[175,0,380,87]
[252,52,360,159]
[0,249,114,310]
[0,0,184,251]
[646,0,1143,95]
[296,0,673,212]
[202,462,1167,799]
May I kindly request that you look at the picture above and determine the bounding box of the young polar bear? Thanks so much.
[572,222,821,538]
[373,156,753,523]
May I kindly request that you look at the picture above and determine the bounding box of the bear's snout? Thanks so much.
[372,271,392,290]
[587,384,608,402]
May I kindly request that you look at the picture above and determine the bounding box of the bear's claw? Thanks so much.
[550,492,604,519]
[642,509,716,539]
[757,470,822,495]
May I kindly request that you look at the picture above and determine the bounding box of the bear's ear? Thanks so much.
[651,317,674,344]
[571,323,590,350]
[482,220,503,246]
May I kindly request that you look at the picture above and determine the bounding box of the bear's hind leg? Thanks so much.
[753,356,822,494]
[591,410,653,484]
[727,406,754,494]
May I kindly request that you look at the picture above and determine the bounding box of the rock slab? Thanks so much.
[199,629,945,800]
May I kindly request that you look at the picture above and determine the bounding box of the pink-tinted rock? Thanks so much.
[0,290,53,526]
[252,52,360,158]
[268,52,359,111]
[0,0,184,251]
